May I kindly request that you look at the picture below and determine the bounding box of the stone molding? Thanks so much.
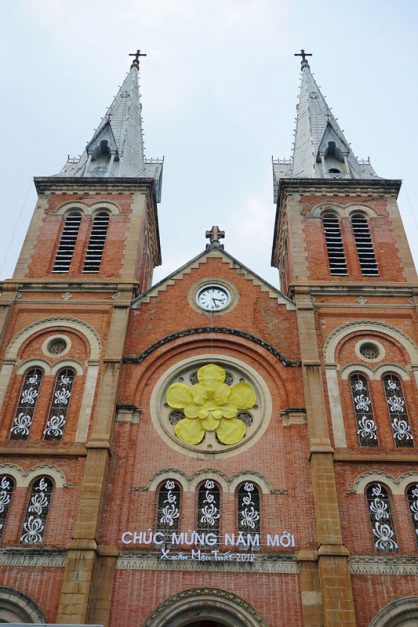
[0,549,67,567]
[52,199,121,215]
[340,363,409,381]
[368,596,418,626]
[143,587,268,627]
[0,463,67,487]
[309,202,379,219]
[350,470,418,495]
[17,358,84,376]
[117,552,298,574]
[350,556,418,576]
[141,468,272,494]
[0,585,47,623]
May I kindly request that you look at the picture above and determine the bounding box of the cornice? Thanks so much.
[34,176,158,194]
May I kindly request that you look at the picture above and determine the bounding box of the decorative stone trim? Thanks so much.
[350,556,418,576]
[0,464,67,488]
[117,552,298,574]
[350,471,418,495]
[0,549,67,568]
[340,363,409,381]
[368,596,418,626]
[143,587,269,627]
[279,408,307,426]
[310,202,378,219]
[116,404,142,424]
[16,358,83,376]
[142,469,273,495]
[0,585,46,623]
[124,327,301,367]
[53,199,121,215]
[354,339,385,362]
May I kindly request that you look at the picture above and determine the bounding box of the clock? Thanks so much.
[196,284,231,312]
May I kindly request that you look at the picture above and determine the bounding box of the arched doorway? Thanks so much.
[0,586,46,623]
[144,588,267,627]
[369,596,418,626]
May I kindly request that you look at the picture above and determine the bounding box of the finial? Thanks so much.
[129,49,147,69]
[294,49,312,67]
[205,226,225,250]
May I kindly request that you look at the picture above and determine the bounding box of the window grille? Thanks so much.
[20,477,53,545]
[382,374,413,447]
[351,214,378,276]
[43,368,75,440]
[237,482,260,550]
[350,373,378,446]
[83,211,110,273]
[156,480,181,546]
[52,212,82,273]
[406,484,418,548]
[197,480,220,547]
[0,475,15,542]
[10,368,43,440]
[366,483,398,551]
[322,213,347,275]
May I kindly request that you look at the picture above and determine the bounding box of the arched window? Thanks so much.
[366,483,398,552]
[20,477,53,545]
[237,482,260,549]
[83,211,110,273]
[382,373,414,447]
[0,475,15,542]
[52,211,82,273]
[322,213,347,275]
[349,373,378,446]
[10,367,43,440]
[406,484,418,548]
[351,213,378,276]
[43,368,75,440]
[156,479,181,544]
[197,480,220,546]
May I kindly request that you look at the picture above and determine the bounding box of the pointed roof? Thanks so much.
[57,54,163,198]
[273,54,379,200]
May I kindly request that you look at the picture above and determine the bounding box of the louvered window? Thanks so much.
[10,368,43,440]
[0,475,15,542]
[366,483,398,552]
[382,374,413,447]
[20,477,53,545]
[406,484,418,548]
[322,213,347,275]
[43,368,75,440]
[83,211,109,273]
[156,480,181,546]
[237,482,260,550]
[197,480,220,547]
[52,212,81,273]
[350,374,378,446]
[351,214,378,276]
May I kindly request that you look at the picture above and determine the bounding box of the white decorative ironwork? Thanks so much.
[350,374,378,446]
[239,482,260,530]
[198,480,220,546]
[407,484,418,546]
[0,475,14,541]
[44,369,75,440]
[10,368,43,439]
[159,480,180,527]
[20,477,53,545]
[383,375,413,447]
[367,483,398,552]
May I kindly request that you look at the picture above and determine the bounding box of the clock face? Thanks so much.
[196,285,231,312]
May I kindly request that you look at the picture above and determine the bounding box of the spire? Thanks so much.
[273,52,379,198]
[57,51,163,197]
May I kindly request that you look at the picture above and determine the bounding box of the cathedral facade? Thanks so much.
[0,52,417,626]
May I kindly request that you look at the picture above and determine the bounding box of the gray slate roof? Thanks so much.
[56,63,163,199]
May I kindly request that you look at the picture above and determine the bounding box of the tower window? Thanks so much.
[43,368,75,440]
[406,484,418,548]
[0,475,15,542]
[382,374,413,447]
[351,214,378,276]
[10,368,43,440]
[322,213,347,275]
[52,211,82,273]
[20,477,53,545]
[366,483,398,552]
[156,480,181,546]
[350,373,378,447]
[83,211,110,273]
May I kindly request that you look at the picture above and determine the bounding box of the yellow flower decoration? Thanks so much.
[166,364,256,446]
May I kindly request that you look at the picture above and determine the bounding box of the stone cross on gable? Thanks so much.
[205,226,225,249]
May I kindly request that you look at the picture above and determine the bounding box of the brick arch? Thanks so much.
[0,586,46,623]
[0,463,66,488]
[143,588,267,627]
[54,199,121,215]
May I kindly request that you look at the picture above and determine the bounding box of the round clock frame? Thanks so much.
[195,284,231,312]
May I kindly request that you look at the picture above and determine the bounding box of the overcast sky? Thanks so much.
[1,1,417,288]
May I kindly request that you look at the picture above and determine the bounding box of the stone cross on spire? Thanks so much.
[294,49,312,66]
[205,226,225,250]
[129,49,147,69]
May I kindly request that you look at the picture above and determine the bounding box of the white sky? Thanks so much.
[1,0,417,288]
